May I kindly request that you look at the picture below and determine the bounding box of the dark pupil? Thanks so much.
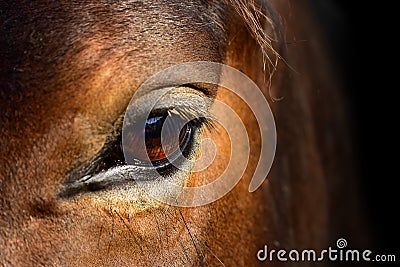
[123,113,189,164]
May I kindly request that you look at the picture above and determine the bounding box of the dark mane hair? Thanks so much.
[226,0,284,73]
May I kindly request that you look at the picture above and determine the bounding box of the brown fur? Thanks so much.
[0,0,365,266]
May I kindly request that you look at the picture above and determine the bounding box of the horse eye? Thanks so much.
[123,111,192,166]
[59,107,212,198]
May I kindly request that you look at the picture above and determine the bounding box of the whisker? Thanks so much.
[178,239,193,265]
[195,235,225,267]
[178,208,209,266]
[106,210,115,262]
[114,210,144,256]
[163,207,195,265]
[97,224,104,251]
[152,211,164,252]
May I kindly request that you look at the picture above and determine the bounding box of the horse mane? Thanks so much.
[225,0,284,74]
[226,0,368,249]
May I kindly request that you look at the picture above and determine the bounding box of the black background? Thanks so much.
[313,0,397,256]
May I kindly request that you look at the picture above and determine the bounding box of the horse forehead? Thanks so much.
[1,0,226,52]
[0,0,226,92]
[0,1,227,129]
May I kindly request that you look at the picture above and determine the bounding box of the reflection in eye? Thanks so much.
[123,110,192,166]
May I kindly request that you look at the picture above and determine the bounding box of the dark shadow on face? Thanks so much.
[312,0,398,255]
